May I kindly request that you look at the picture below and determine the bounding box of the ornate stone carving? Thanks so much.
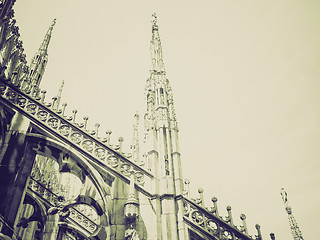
[0,81,153,189]
[183,197,253,240]
[125,225,140,240]
[28,177,99,235]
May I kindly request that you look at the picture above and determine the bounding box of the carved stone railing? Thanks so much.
[0,78,154,196]
[182,197,255,240]
[61,229,87,240]
[68,207,97,234]
[28,177,98,235]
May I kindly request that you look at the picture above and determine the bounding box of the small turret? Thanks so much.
[124,173,139,221]
[150,13,165,73]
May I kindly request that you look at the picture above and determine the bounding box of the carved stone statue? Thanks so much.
[124,225,140,240]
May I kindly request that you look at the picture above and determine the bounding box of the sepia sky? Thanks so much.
[14,0,320,239]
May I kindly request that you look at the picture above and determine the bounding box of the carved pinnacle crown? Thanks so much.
[152,13,158,30]
[51,18,57,29]
[39,18,57,53]
[150,13,165,72]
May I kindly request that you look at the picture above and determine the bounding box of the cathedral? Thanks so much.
[0,1,277,239]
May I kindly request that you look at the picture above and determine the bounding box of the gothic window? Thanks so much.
[29,155,83,202]
[42,60,47,70]
[165,159,169,175]
[16,203,38,239]
[28,154,102,236]
[148,157,152,171]
[159,87,164,104]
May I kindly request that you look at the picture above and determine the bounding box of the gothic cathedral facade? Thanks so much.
[0,1,274,240]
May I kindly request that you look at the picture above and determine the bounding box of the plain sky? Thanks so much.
[13,0,320,239]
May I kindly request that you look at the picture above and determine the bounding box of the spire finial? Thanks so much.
[51,18,57,28]
[150,13,165,72]
[152,13,157,27]
[151,13,159,32]
[40,18,57,53]
[281,187,288,206]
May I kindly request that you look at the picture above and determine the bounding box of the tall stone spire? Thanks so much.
[28,18,56,88]
[144,13,178,134]
[144,13,180,162]
[143,13,184,240]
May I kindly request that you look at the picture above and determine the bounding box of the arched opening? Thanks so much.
[30,154,83,201]
[19,133,112,239]
[15,193,47,240]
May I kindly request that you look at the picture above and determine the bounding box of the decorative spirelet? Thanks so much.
[152,12,157,26]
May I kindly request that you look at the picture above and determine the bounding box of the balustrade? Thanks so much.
[0,79,154,195]
[28,177,99,235]
[183,197,254,240]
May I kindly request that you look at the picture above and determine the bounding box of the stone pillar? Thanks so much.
[110,177,129,239]
[0,112,34,237]
[161,197,178,240]
[176,199,187,240]
[0,140,36,236]
[42,214,59,240]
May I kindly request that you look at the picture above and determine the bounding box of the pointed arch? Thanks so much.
[25,133,112,231]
